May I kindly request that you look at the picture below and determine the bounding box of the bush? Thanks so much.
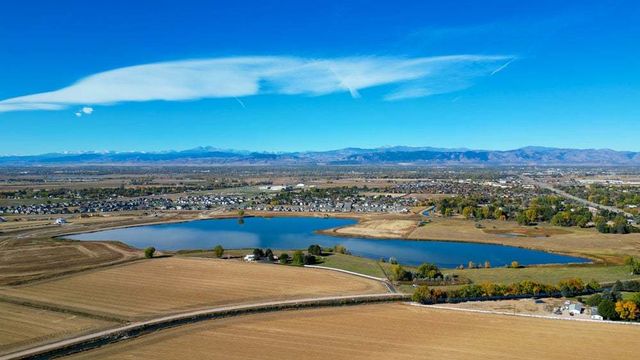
[388,257,398,265]
[291,250,305,266]
[585,294,603,307]
[412,286,446,304]
[213,245,224,258]
[624,256,640,275]
[307,244,322,256]
[509,261,520,269]
[279,253,290,264]
[303,254,316,265]
[144,247,156,259]
[390,264,412,281]
[333,244,350,255]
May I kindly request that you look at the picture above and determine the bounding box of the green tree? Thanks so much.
[307,244,322,256]
[303,254,316,265]
[416,263,442,279]
[265,248,275,261]
[253,248,265,258]
[291,250,305,266]
[597,299,619,320]
[279,252,290,264]
[390,264,412,281]
[237,209,245,217]
[144,247,156,259]
[213,245,224,258]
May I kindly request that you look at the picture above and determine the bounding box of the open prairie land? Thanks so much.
[0,257,386,321]
[329,218,418,238]
[0,302,113,355]
[67,303,640,360]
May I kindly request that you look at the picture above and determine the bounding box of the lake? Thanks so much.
[66,217,590,268]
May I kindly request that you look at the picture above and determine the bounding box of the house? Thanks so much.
[54,218,67,225]
[0,216,6,222]
[568,303,583,316]
[243,254,256,262]
[590,307,603,320]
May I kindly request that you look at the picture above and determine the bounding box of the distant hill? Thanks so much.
[1,146,639,166]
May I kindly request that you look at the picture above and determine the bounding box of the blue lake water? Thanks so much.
[66,217,590,268]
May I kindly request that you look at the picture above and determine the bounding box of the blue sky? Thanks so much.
[1,0,639,155]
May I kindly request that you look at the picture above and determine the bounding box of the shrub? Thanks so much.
[412,286,446,304]
[333,244,350,255]
[586,279,601,292]
[388,257,398,265]
[629,292,640,306]
[144,247,156,258]
[237,209,245,217]
[213,245,224,258]
[307,244,322,256]
[279,252,290,264]
[510,261,520,269]
[390,264,412,281]
[303,254,316,265]
[291,250,305,266]
[624,256,640,275]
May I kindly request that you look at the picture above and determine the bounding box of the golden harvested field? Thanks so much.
[0,257,386,320]
[328,219,419,238]
[68,303,640,360]
[0,238,139,286]
[0,302,113,355]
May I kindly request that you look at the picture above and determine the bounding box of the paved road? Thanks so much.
[520,175,635,218]
[0,293,408,360]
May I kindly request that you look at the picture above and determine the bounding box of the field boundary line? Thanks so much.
[0,293,409,360]
[412,303,640,326]
[304,265,398,293]
[0,295,128,323]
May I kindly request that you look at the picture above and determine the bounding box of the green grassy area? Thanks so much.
[315,253,388,278]
[448,265,638,285]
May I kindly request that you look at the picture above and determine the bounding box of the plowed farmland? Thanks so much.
[0,302,113,355]
[0,257,386,320]
[68,303,640,360]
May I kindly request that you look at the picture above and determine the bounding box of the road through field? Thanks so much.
[0,294,407,360]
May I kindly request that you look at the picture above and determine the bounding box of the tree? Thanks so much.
[303,254,316,265]
[252,248,264,259]
[144,247,156,259]
[598,299,619,320]
[333,244,350,255]
[265,248,275,261]
[484,260,491,269]
[416,263,442,279]
[390,264,412,282]
[237,209,245,217]
[615,300,638,321]
[412,285,432,303]
[213,245,224,258]
[279,252,290,264]
[624,256,640,275]
[291,250,305,266]
[462,206,474,219]
[307,244,322,256]
[510,261,520,268]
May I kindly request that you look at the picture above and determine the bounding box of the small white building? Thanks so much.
[243,254,256,262]
[568,303,583,316]
[590,307,603,320]
[54,218,67,225]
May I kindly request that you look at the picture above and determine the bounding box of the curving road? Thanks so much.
[0,293,409,360]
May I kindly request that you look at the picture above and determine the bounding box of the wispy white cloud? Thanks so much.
[0,55,513,112]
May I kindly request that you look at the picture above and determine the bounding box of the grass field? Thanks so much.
[0,302,113,355]
[450,264,639,285]
[329,218,419,238]
[318,253,388,278]
[0,257,386,320]
[67,303,640,360]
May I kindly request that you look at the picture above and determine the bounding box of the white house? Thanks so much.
[54,218,67,225]
[590,307,603,320]
[243,254,256,262]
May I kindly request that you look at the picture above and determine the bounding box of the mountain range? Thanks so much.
[1,146,639,166]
